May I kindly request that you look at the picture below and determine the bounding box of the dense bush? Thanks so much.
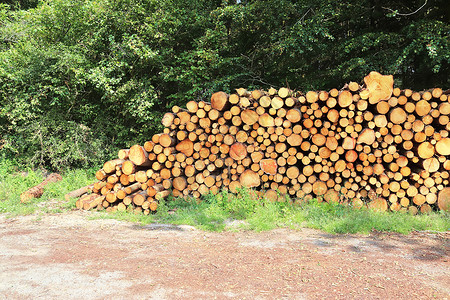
[0,0,448,170]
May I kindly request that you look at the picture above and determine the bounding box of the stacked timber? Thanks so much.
[73,72,450,214]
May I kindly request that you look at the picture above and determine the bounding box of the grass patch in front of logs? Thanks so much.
[93,188,450,234]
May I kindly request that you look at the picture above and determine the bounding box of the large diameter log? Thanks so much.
[417,142,435,159]
[240,170,260,188]
[338,90,353,107]
[211,91,229,111]
[389,108,407,124]
[230,143,247,160]
[129,145,151,166]
[312,181,327,196]
[260,159,277,175]
[357,128,375,145]
[436,138,450,155]
[176,139,194,157]
[173,177,187,191]
[368,197,388,212]
[241,109,259,125]
[437,188,450,212]
[364,71,393,104]
[104,159,125,173]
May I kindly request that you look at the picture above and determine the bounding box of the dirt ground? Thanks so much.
[0,211,448,300]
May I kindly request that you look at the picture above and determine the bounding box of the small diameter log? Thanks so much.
[76,193,99,210]
[118,149,130,160]
[83,195,105,210]
[65,183,94,201]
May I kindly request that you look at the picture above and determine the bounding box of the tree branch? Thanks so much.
[383,0,428,16]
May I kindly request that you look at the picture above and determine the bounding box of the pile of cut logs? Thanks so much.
[72,72,450,214]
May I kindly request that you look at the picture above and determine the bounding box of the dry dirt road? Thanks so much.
[0,211,448,299]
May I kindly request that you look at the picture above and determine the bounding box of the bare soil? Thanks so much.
[0,210,448,299]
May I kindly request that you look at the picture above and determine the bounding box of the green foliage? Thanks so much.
[0,0,448,169]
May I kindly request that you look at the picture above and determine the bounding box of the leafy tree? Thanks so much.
[0,0,448,170]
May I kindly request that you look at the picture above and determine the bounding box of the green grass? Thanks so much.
[93,188,450,234]
[0,158,96,216]
[1,158,449,234]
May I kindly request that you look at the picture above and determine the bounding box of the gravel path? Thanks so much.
[0,211,448,299]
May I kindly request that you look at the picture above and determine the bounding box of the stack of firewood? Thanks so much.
[71,72,450,214]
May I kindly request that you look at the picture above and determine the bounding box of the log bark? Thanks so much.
[20,173,62,203]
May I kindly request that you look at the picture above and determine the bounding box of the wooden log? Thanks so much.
[436,138,450,155]
[260,159,277,175]
[176,139,194,157]
[357,128,376,145]
[83,195,105,210]
[437,187,450,212]
[389,108,407,124]
[312,181,327,196]
[240,170,260,188]
[65,183,94,201]
[417,142,435,159]
[259,113,275,127]
[161,113,175,127]
[368,197,388,212]
[241,109,259,125]
[211,91,229,111]
[20,173,62,203]
[338,90,353,107]
[129,145,152,167]
[118,149,130,160]
[173,177,187,191]
[364,71,393,104]
[230,143,247,160]
[104,159,125,173]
